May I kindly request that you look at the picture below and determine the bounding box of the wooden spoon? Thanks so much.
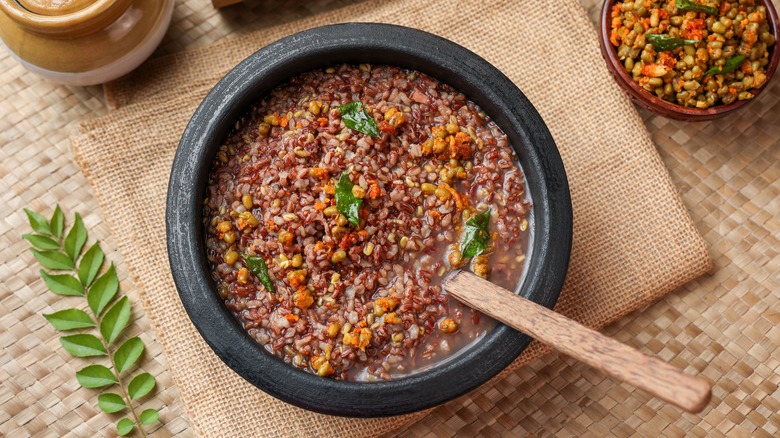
[444,271,712,413]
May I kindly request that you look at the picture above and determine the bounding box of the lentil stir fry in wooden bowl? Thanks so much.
[599,0,779,120]
[167,23,572,417]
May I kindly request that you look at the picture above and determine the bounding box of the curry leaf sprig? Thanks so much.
[705,55,747,76]
[646,34,700,51]
[23,206,160,437]
[675,0,718,16]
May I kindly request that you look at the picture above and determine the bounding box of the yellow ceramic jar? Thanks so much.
[0,0,174,85]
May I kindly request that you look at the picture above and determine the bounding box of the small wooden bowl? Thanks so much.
[598,0,780,121]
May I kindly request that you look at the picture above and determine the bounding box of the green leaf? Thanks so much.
[128,373,155,400]
[24,208,51,235]
[64,213,87,262]
[75,364,117,388]
[87,263,118,316]
[100,296,131,345]
[337,101,379,137]
[43,308,94,330]
[31,249,74,271]
[140,409,159,425]
[78,243,104,287]
[116,418,135,436]
[335,171,362,227]
[60,334,106,357]
[114,337,145,374]
[461,209,492,258]
[22,234,60,251]
[244,255,275,293]
[50,205,64,238]
[676,0,718,15]
[40,271,83,296]
[706,55,747,76]
[645,34,700,51]
[98,393,127,414]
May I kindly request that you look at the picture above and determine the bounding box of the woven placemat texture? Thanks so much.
[388,1,780,436]
[68,0,714,436]
[0,3,363,438]
[2,0,777,437]
[0,57,188,436]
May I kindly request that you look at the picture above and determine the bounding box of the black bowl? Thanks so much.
[167,23,572,417]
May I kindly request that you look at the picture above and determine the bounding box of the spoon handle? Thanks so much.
[445,271,711,413]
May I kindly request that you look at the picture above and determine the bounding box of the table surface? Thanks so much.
[1,0,779,437]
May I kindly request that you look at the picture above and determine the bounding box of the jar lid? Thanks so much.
[0,0,131,36]
[18,0,98,16]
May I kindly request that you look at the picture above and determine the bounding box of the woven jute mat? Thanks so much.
[69,0,715,436]
[2,0,778,437]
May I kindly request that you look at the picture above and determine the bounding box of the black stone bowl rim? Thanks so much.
[167,22,572,418]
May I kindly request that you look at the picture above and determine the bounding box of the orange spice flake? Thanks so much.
[278,230,293,245]
[754,71,767,88]
[610,3,621,18]
[357,328,371,350]
[610,26,622,47]
[293,288,314,309]
[449,131,472,160]
[742,30,758,48]
[658,52,676,69]
[339,232,361,249]
[286,269,307,287]
[309,167,329,180]
[681,18,705,41]
[342,327,372,351]
[640,63,670,78]
[383,107,405,126]
[384,312,402,325]
[368,183,381,199]
[374,297,399,314]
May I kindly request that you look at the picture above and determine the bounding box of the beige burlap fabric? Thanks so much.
[71,0,712,436]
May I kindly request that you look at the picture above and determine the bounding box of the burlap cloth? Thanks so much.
[67,0,713,436]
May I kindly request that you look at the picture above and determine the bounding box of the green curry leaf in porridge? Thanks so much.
[337,101,380,137]
[461,209,492,258]
[245,255,276,293]
[335,170,363,227]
